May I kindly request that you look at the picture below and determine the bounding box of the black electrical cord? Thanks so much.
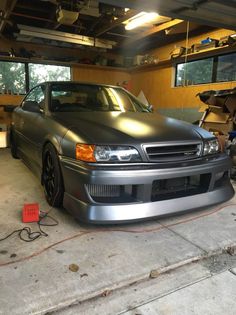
[1,157,61,243]
[0,211,59,243]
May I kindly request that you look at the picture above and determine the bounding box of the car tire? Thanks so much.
[10,127,19,159]
[42,143,64,207]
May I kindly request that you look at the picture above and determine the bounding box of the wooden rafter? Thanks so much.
[0,0,17,34]
[94,9,137,37]
[122,19,184,47]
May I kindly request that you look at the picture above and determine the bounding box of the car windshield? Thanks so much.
[50,83,151,113]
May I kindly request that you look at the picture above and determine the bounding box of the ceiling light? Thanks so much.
[17,24,116,49]
[125,12,159,30]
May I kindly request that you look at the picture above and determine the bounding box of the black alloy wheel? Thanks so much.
[42,143,64,207]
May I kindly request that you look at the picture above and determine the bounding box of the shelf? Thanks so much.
[0,55,127,72]
[129,44,236,73]
[173,44,236,63]
[129,59,171,73]
[0,43,235,74]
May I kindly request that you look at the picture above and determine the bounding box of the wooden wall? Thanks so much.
[131,28,236,111]
[0,28,235,125]
[72,65,130,85]
[131,68,235,110]
[0,95,24,126]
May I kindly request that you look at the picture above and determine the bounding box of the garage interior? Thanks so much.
[0,0,236,314]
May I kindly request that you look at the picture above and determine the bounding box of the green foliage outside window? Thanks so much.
[0,61,71,94]
[175,52,236,86]
[176,58,213,86]
[0,61,26,94]
[29,64,71,89]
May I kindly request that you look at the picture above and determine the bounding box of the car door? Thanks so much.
[16,85,46,170]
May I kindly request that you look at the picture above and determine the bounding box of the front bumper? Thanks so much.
[60,154,234,223]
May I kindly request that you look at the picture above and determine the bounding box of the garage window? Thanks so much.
[216,53,236,82]
[0,61,26,94]
[29,63,71,89]
[175,52,236,86]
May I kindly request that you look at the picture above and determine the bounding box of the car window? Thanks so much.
[50,83,151,113]
[22,85,45,112]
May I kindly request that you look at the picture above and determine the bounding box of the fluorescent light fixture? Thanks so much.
[17,24,116,49]
[125,12,159,30]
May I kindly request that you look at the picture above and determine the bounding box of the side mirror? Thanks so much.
[22,100,41,113]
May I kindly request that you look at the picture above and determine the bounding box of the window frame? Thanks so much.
[175,51,236,87]
[0,60,71,95]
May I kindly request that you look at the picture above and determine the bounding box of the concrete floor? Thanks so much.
[0,148,236,315]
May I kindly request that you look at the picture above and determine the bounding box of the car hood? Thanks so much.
[53,111,208,144]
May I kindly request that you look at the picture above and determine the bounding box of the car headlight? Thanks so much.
[76,144,141,163]
[203,138,220,156]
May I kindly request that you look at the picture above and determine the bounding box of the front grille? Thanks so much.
[86,184,121,197]
[86,184,139,203]
[144,142,202,162]
[151,174,211,202]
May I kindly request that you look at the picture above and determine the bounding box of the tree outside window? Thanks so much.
[176,58,214,86]
[0,61,26,94]
[29,64,71,89]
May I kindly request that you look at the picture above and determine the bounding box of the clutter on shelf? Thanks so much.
[170,46,191,59]
[191,37,219,53]
[170,33,236,59]
[133,54,159,66]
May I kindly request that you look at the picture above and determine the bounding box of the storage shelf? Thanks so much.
[0,43,235,74]
[0,55,127,72]
[130,59,171,73]
[173,44,236,63]
[129,44,236,73]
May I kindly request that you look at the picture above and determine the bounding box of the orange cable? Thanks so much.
[0,202,235,267]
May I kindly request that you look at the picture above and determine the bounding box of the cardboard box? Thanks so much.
[199,104,234,135]
[202,121,234,135]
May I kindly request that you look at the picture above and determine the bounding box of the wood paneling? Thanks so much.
[0,28,235,126]
[0,95,23,125]
[131,66,235,110]
[131,28,236,110]
[72,65,131,85]
[0,94,23,105]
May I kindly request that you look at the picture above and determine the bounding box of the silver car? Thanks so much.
[10,81,234,223]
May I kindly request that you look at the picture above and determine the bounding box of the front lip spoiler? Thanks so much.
[59,153,234,224]
[63,184,235,224]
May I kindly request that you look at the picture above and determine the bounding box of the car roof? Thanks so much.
[43,81,121,89]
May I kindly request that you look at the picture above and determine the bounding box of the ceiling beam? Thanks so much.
[94,9,137,37]
[122,19,183,47]
[0,0,17,34]
[99,0,236,30]
[211,0,236,8]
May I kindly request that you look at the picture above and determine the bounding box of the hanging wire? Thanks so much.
[181,21,190,119]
